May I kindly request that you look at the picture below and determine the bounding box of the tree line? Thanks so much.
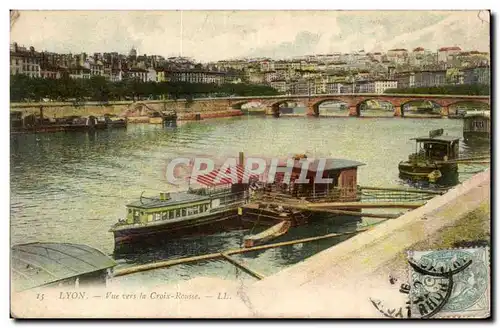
[10,75,281,103]
[385,84,490,96]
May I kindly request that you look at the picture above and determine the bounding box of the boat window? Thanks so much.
[161,212,168,220]
[182,208,187,216]
[153,213,161,221]
[176,209,180,218]
[199,205,204,212]
[186,207,198,215]
[474,121,485,129]
[169,211,173,219]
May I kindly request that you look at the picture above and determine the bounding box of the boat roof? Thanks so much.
[464,111,490,119]
[411,135,460,143]
[278,158,365,171]
[11,242,116,292]
[127,191,210,209]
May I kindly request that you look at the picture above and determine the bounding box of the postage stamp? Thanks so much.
[407,247,490,318]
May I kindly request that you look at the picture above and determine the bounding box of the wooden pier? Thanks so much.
[257,201,426,210]
[113,227,372,278]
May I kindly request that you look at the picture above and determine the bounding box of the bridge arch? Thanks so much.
[230,100,262,110]
[269,99,308,117]
[399,99,444,117]
[446,100,490,116]
[309,98,352,117]
[230,100,266,116]
[354,99,395,117]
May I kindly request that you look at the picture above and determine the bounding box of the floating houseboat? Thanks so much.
[463,111,490,143]
[241,155,366,227]
[11,242,116,292]
[398,129,460,185]
[110,166,252,247]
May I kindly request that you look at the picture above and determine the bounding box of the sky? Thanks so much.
[10,10,491,62]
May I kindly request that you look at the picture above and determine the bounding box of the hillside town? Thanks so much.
[10,42,490,96]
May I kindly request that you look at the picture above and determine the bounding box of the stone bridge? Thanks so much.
[222,94,490,116]
[10,93,490,120]
[125,94,489,117]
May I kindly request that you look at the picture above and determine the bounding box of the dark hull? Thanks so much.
[240,206,361,228]
[111,208,254,248]
[11,122,126,134]
[398,162,459,186]
[463,131,490,143]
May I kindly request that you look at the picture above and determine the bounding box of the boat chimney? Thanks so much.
[239,152,245,169]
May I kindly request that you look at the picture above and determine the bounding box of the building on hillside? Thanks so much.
[414,70,447,87]
[125,68,148,82]
[394,71,415,89]
[340,83,356,93]
[40,65,60,79]
[110,69,123,82]
[270,80,288,93]
[259,60,275,72]
[264,71,278,83]
[69,66,91,79]
[387,48,408,64]
[325,82,342,94]
[462,66,490,85]
[10,47,41,78]
[291,78,314,95]
[356,80,373,93]
[438,46,462,63]
[372,80,398,94]
[147,68,157,82]
[167,70,226,84]
[156,68,168,82]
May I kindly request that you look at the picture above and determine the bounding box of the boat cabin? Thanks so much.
[410,135,460,162]
[10,111,23,129]
[463,111,490,139]
[11,242,116,292]
[271,156,365,201]
[124,192,213,225]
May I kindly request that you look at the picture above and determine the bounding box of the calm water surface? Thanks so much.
[10,116,489,286]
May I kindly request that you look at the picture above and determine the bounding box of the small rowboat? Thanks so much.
[243,221,291,248]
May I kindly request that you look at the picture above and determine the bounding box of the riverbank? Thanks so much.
[240,169,490,317]
[10,101,244,121]
[139,169,491,318]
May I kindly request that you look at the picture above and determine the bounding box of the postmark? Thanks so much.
[408,247,490,318]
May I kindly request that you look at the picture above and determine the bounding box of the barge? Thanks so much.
[109,160,255,248]
[110,187,250,247]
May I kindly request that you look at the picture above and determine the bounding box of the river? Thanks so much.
[10,116,489,287]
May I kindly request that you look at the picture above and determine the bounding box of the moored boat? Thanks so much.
[110,186,250,247]
[398,129,460,185]
[463,111,490,143]
[243,221,291,248]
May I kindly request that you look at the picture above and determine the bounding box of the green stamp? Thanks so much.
[408,247,490,318]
